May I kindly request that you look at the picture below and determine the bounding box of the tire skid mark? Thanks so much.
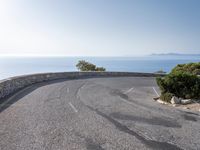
[75,82,87,99]
[182,114,197,122]
[86,105,183,150]
[110,112,181,128]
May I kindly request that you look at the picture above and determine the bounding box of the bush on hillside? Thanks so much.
[76,60,106,71]
[171,62,200,75]
[156,72,200,102]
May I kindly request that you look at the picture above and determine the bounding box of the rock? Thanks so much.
[171,96,180,104]
[181,99,192,105]
[157,99,168,105]
[172,104,179,107]
[179,98,182,101]
[157,99,164,104]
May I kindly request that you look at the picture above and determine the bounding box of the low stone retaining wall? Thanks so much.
[0,72,164,99]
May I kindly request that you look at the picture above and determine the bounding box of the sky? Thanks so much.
[0,0,200,56]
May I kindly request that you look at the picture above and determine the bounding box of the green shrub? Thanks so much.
[171,62,200,75]
[76,60,106,71]
[156,72,200,101]
[159,92,174,103]
[95,67,106,71]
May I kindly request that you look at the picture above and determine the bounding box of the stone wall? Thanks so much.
[0,72,164,99]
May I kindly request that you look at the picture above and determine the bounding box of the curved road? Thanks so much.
[0,77,200,150]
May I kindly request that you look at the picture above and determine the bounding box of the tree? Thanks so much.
[76,60,106,71]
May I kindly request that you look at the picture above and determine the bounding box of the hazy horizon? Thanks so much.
[0,53,200,57]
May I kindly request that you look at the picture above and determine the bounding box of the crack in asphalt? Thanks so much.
[86,105,183,150]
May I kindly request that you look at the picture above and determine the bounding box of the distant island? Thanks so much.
[151,53,200,56]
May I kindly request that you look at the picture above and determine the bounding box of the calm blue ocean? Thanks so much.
[0,55,199,80]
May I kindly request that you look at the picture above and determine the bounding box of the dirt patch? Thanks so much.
[177,103,200,112]
[155,98,200,112]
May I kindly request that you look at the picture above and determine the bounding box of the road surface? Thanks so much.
[0,77,200,150]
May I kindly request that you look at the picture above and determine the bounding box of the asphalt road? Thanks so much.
[0,77,200,150]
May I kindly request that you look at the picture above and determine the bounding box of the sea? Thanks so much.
[0,55,199,80]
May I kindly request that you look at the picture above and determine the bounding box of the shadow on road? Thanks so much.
[0,79,68,113]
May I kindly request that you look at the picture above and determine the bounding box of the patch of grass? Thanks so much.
[159,92,174,103]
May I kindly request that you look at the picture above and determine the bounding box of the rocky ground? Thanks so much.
[155,97,200,112]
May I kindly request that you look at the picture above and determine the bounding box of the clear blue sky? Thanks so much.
[0,0,200,56]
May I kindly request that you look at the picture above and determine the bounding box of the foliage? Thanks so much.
[76,60,106,71]
[95,67,106,71]
[171,62,200,75]
[159,92,174,103]
[156,72,200,102]
[76,60,96,71]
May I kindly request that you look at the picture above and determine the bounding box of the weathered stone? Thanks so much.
[181,99,192,105]
[171,96,180,104]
